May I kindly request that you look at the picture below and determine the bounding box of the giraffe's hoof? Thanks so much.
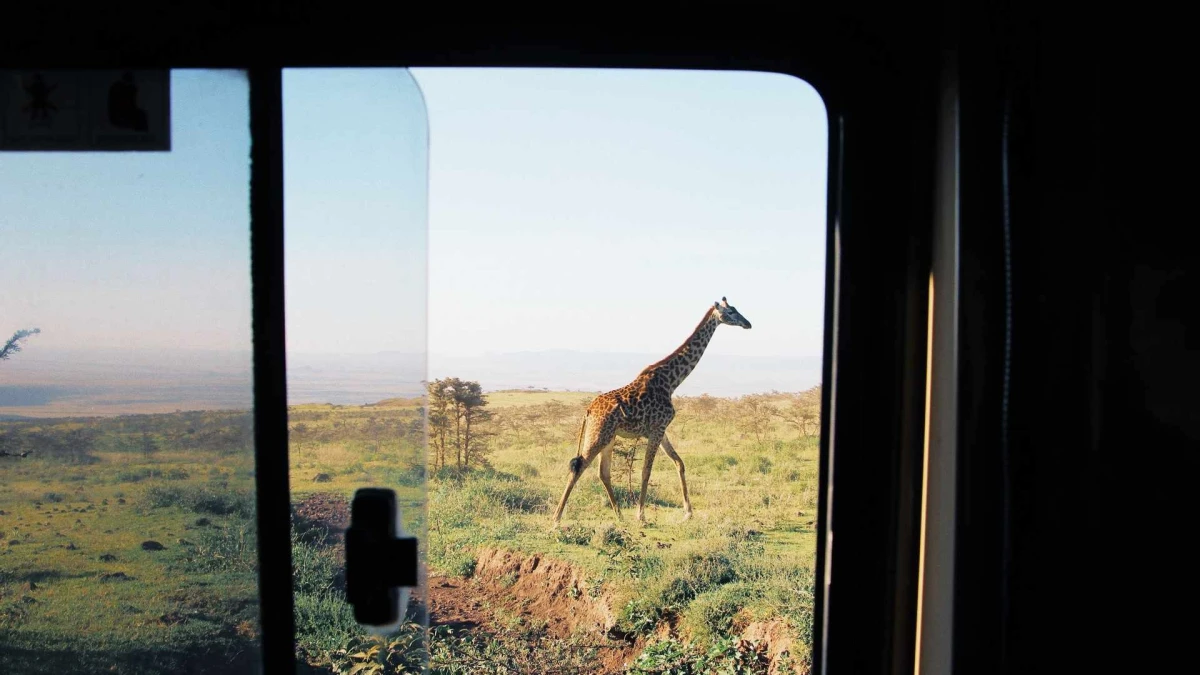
[681,511,693,522]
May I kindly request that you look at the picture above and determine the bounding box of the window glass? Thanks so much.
[283,68,430,672]
[1,70,260,674]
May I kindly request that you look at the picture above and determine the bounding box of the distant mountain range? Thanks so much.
[430,350,822,397]
[0,348,821,417]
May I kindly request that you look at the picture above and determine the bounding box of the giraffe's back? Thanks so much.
[585,371,674,438]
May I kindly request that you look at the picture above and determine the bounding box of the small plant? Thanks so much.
[627,636,770,675]
[754,456,773,474]
[592,523,633,550]
[329,625,426,675]
[444,552,477,580]
[42,492,65,503]
[553,524,592,546]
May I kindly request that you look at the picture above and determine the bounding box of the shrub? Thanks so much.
[553,524,593,546]
[145,485,255,518]
[115,468,155,483]
[627,636,770,675]
[465,480,550,514]
[592,524,633,550]
[291,530,342,595]
[754,456,773,474]
[683,582,757,643]
[447,553,477,580]
[181,522,258,573]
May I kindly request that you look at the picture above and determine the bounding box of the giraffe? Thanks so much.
[551,297,752,528]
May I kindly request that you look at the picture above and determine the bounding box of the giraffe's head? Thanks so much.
[713,297,752,329]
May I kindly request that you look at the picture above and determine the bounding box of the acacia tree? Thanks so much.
[1,328,40,362]
[426,377,493,475]
[736,393,774,444]
[771,385,823,437]
[427,379,454,472]
[454,380,493,471]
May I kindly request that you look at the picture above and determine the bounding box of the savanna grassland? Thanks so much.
[0,411,262,674]
[0,384,820,675]
[419,386,821,675]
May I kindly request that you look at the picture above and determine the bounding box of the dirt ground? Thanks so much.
[427,548,646,675]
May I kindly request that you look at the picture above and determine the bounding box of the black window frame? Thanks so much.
[2,6,944,674]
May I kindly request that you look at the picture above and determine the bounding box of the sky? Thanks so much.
[413,68,829,360]
[3,67,827,396]
[2,70,253,354]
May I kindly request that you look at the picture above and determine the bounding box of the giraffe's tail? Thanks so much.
[568,414,587,476]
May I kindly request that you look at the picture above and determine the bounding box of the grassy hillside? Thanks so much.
[1,386,819,674]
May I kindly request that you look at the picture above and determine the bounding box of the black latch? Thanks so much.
[344,488,419,627]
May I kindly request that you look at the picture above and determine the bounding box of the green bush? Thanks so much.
[682,582,757,643]
[446,552,477,579]
[145,485,255,518]
[592,523,633,550]
[180,522,258,573]
[627,636,770,675]
[465,480,550,514]
[115,467,156,483]
[292,531,342,595]
[553,524,593,546]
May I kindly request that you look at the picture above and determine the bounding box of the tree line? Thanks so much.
[426,377,493,475]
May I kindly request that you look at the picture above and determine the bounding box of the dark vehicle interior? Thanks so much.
[3,2,1194,674]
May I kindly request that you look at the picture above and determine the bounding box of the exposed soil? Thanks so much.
[292,492,351,544]
[288,497,804,674]
[429,548,645,674]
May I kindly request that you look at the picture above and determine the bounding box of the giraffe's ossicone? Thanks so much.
[551,298,752,527]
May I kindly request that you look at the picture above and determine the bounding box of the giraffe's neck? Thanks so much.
[648,308,720,394]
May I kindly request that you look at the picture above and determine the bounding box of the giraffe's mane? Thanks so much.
[643,305,716,374]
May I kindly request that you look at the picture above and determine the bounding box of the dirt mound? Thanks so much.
[292,492,349,546]
[473,547,617,637]
[430,548,641,674]
[739,618,806,675]
[429,547,804,674]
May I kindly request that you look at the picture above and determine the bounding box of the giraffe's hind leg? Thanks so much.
[551,416,615,529]
[660,434,693,521]
[598,446,622,520]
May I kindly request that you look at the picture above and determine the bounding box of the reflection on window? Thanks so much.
[0,70,260,674]
[283,68,430,671]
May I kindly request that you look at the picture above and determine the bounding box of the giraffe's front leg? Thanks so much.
[637,430,663,524]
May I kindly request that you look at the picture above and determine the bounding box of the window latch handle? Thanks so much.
[344,487,419,628]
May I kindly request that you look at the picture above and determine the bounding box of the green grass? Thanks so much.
[0,428,262,673]
[423,390,820,671]
[2,387,818,674]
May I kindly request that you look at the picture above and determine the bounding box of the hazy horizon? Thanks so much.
[3,67,827,415]
[0,345,819,418]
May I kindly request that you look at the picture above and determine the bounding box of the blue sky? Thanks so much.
[2,70,253,354]
[413,68,828,360]
[3,68,827,380]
